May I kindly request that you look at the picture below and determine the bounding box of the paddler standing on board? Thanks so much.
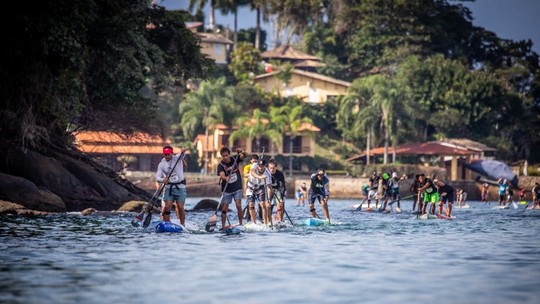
[366,172,380,211]
[497,177,509,206]
[308,169,331,223]
[217,147,246,228]
[248,159,273,225]
[433,178,454,217]
[418,174,439,215]
[532,183,540,209]
[410,174,423,213]
[156,146,188,224]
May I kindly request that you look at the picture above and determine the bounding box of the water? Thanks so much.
[1,198,539,304]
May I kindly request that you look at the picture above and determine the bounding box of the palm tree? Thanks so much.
[217,0,250,50]
[270,104,314,176]
[189,0,217,31]
[179,77,234,174]
[229,108,282,156]
[246,0,271,50]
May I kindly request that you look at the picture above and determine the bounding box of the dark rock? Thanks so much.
[193,199,219,211]
[0,173,65,212]
[0,149,147,212]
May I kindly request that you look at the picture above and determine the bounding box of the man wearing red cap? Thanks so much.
[156,145,188,224]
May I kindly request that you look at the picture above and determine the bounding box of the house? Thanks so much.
[256,45,350,103]
[193,123,320,174]
[74,131,175,172]
[346,139,497,181]
[254,69,351,103]
[186,22,232,65]
[261,44,325,73]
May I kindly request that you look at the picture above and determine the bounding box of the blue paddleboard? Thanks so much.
[155,221,184,233]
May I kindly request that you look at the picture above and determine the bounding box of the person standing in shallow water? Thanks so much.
[217,147,246,228]
[308,169,330,222]
[297,182,308,207]
[156,146,188,224]
[481,181,490,204]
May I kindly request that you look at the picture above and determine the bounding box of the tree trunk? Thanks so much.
[255,5,261,50]
[289,136,294,177]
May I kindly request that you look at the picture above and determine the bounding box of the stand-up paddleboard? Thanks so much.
[244,222,269,232]
[455,205,470,209]
[418,214,438,220]
[494,205,509,209]
[303,218,330,226]
[220,225,245,235]
[155,221,184,233]
[436,214,456,220]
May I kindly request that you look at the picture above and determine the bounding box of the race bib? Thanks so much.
[169,174,179,183]
[426,187,433,193]
[228,174,237,183]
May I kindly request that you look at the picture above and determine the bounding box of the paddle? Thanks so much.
[355,199,366,211]
[205,151,240,232]
[131,187,162,227]
[142,151,186,228]
[272,189,294,226]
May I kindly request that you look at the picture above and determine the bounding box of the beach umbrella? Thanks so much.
[465,160,519,188]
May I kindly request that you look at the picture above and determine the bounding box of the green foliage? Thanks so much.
[0,0,211,152]
[229,42,262,83]
[237,28,268,51]
[179,77,236,139]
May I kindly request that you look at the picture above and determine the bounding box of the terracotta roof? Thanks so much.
[254,69,351,88]
[442,138,497,152]
[261,45,320,61]
[294,122,321,132]
[74,131,176,155]
[346,141,477,162]
[185,21,203,30]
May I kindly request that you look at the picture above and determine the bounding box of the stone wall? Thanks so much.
[126,171,540,201]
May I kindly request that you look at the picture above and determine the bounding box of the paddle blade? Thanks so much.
[131,211,145,227]
[205,214,217,232]
[142,212,153,228]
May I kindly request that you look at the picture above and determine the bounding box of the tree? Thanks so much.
[0,1,210,154]
[189,0,217,31]
[229,42,262,83]
[229,108,282,155]
[270,104,314,176]
[180,77,235,173]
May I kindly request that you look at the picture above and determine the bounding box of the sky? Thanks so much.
[159,0,540,54]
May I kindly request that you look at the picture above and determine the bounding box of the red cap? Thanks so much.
[163,147,173,154]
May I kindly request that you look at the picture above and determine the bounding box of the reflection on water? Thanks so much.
[1,199,539,304]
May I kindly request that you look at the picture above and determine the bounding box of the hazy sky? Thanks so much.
[160,0,540,54]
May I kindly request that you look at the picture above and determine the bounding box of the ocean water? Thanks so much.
[1,198,539,304]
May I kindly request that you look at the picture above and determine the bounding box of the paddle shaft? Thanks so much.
[274,190,294,226]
